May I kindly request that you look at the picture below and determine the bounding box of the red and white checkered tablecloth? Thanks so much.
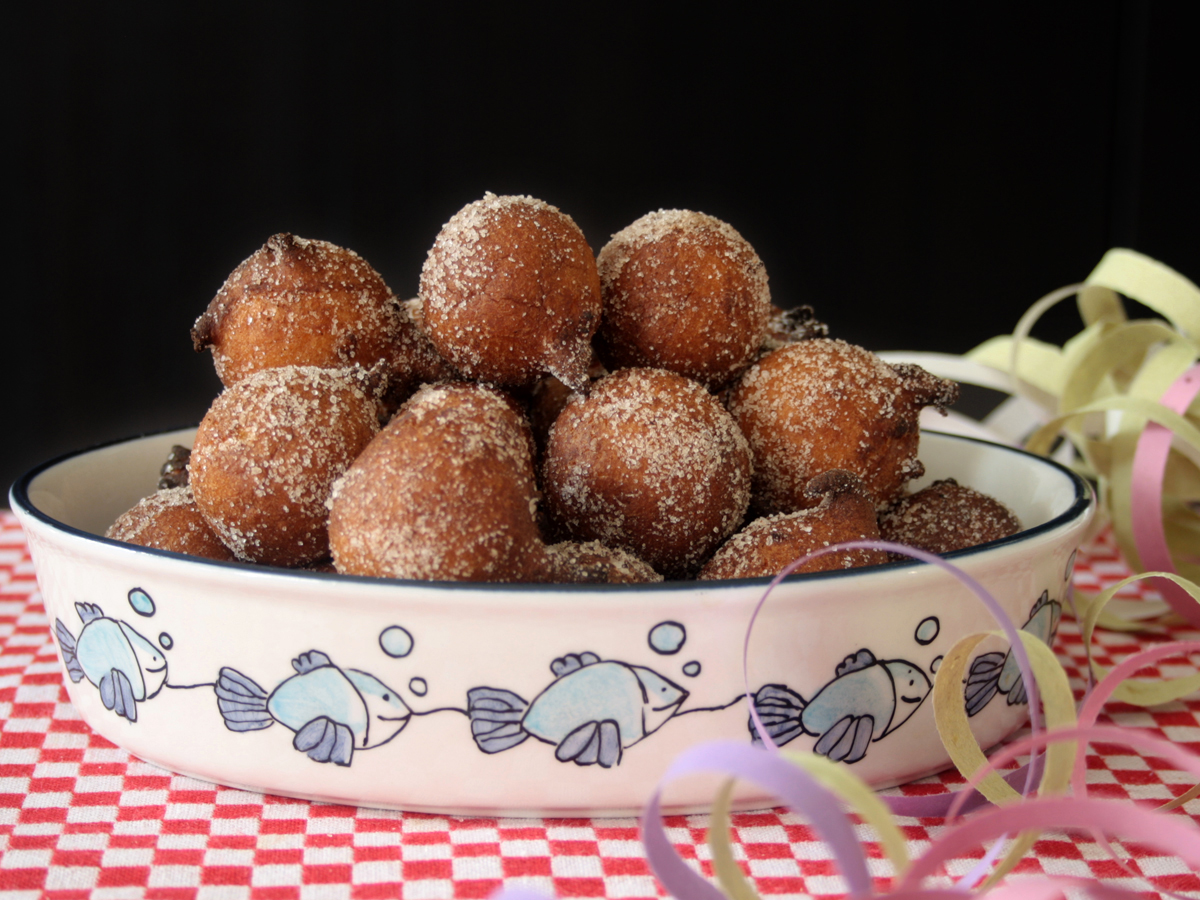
[3,510,1200,899]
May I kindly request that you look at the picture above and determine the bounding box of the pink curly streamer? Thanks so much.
[1131,363,1200,625]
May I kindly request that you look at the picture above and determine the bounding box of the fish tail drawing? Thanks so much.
[749,684,808,747]
[215,667,274,732]
[467,687,531,753]
[964,651,1007,717]
[54,619,85,684]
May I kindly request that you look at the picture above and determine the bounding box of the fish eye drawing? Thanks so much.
[54,601,168,723]
[467,651,691,768]
[749,648,933,764]
[216,650,413,766]
[964,590,1062,717]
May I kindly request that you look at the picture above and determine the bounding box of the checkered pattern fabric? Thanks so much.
[3,512,1199,899]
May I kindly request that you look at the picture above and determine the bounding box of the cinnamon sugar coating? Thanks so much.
[189,366,381,567]
[328,382,549,582]
[419,193,602,390]
[106,486,236,562]
[879,478,1022,556]
[381,298,461,415]
[192,234,401,387]
[595,210,772,389]
[728,339,959,515]
[543,368,752,579]
[698,470,888,580]
[545,541,663,584]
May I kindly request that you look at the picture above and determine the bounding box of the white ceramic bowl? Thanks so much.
[11,429,1092,816]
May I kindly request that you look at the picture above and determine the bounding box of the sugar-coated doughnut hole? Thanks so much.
[189,365,381,567]
[419,193,602,390]
[328,382,549,582]
[543,367,752,579]
[192,233,401,387]
[596,209,772,389]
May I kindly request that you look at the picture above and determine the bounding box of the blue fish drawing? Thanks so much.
[467,652,689,768]
[750,648,932,763]
[965,591,1062,717]
[215,650,412,767]
[54,602,167,723]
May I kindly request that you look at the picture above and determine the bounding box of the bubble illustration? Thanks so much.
[648,621,686,655]
[931,656,943,673]
[158,633,173,650]
[683,661,701,677]
[380,626,414,658]
[409,677,428,697]
[915,616,940,645]
[128,588,155,617]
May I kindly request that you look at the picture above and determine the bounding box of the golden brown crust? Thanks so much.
[193,234,401,387]
[328,382,550,582]
[595,210,771,389]
[698,470,888,579]
[107,486,236,562]
[189,366,381,567]
[728,339,959,515]
[419,194,602,389]
[543,367,752,579]
[879,478,1022,556]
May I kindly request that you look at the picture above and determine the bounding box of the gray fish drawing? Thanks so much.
[54,602,167,723]
[215,650,412,767]
[467,652,689,768]
[965,591,1062,717]
[750,648,932,763]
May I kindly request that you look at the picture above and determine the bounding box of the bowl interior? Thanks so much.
[15,426,1088,571]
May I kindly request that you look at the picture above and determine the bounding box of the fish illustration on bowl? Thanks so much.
[215,650,412,766]
[964,590,1062,717]
[467,651,689,768]
[54,602,168,723]
[749,648,932,764]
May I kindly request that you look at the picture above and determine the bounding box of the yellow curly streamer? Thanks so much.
[968,248,1200,627]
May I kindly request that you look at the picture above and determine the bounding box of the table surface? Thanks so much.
[2,511,1199,900]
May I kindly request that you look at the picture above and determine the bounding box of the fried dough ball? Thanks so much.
[728,339,959,515]
[543,367,752,579]
[189,366,381,567]
[328,382,549,582]
[381,298,461,415]
[106,486,236,562]
[418,193,602,390]
[698,471,888,580]
[546,541,663,584]
[595,209,771,389]
[192,234,401,387]
[879,478,1022,556]
[157,445,191,489]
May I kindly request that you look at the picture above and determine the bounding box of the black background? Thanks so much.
[4,3,1197,502]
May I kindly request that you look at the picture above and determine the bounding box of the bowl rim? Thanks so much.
[9,425,1094,595]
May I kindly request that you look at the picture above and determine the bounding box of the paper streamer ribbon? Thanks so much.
[1132,363,1200,624]
[969,248,1200,631]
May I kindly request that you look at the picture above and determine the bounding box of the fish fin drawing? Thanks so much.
[555,720,622,767]
[467,687,531,753]
[964,651,1007,717]
[550,652,601,678]
[749,684,807,747]
[814,714,874,763]
[292,651,333,676]
[293,716,354,766]
[99,668,138,722]
[1007,672,1028,707]
[215,667,274,732]
[54,619,85,684]
[75,602,104,625]
[836,649,876,678]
